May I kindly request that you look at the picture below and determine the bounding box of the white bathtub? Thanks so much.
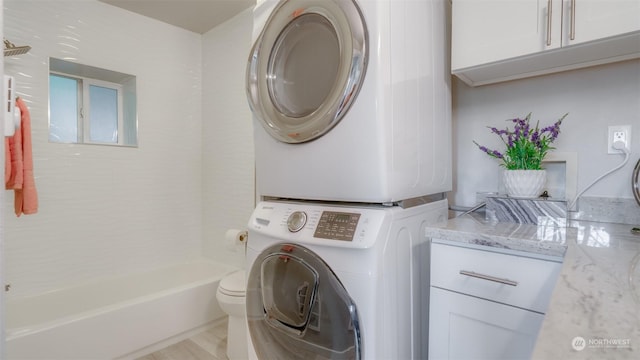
[5,259,239,359]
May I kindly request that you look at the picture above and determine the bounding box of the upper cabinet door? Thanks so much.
[564,0,640,46]
[452,0,562,70]
[452,0,640,86]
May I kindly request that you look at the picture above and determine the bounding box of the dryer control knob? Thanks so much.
[287,211,307,233]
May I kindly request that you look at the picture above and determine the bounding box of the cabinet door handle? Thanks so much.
[459,270,519,286]
[570,0,576,40]
[546,0,553,46]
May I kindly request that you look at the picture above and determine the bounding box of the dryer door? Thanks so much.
[246,243,361,360]
[246,0,367,144]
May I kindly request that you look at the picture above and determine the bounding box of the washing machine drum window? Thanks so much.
[247,0,368,144]
[246,243,361,359]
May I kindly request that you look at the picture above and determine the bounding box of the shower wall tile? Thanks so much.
[4,0,204,299]
[201,9,255,267]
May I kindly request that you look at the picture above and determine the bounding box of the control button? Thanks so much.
[287,211,307,232]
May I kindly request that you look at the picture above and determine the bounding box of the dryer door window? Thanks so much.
[247,243,362,360]
[247,0,368,144]
[267,13,340,119]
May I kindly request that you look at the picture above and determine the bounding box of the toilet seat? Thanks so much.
[219,270,246,297]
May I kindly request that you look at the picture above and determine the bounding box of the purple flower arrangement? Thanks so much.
[474,113,568,170]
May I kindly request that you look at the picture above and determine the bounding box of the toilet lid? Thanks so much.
[219,270,246,296]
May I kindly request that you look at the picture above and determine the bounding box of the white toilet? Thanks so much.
[216,270,248,360]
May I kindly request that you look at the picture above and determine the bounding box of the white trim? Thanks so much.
[542,151,578,203]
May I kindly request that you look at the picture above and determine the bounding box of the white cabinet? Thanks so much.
[429,287,544,360]
[452,0,640,86]
[452,0,563,70]
[568,0,640,46]
[428,240,563,360]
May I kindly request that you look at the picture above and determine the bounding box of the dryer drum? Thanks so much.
[246,0,368,144]
[246,243,362,359]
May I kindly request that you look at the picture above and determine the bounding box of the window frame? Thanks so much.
[83,78,125,145]
[50,71,125,146]
[48,57,137,147]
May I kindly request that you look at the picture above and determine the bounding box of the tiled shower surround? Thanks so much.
[2,0,254,299]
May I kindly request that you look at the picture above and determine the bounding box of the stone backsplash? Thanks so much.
[572,196,640,225]
[485,195,567,225]
[482,195,639,226]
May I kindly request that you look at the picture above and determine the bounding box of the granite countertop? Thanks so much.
[425,213,640,359]
[426,213,570,258]
[533,220,640,359]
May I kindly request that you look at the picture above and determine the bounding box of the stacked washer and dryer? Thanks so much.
[244,0,451,359]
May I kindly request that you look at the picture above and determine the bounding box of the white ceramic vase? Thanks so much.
[503,170,547,198]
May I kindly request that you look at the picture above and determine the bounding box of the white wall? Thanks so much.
[201,9,255,267]
[3,0,204,299]
[452,59,640,207]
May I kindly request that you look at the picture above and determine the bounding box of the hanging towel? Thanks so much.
[5,97,38,216]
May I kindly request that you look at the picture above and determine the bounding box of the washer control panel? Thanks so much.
[287,211,307,232]
[250,200,390,248]
[313,211,361,241]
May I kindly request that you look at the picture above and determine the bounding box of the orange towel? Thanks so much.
[5,97,38,216]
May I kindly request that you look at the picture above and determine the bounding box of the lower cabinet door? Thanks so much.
[429,287,545,360]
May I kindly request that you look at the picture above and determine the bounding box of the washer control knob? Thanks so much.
[287,211,307,233]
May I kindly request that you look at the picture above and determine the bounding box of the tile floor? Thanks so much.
[136,318,229,360]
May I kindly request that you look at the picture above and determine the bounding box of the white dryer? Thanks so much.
[247,0,452,203]
[245,199,448,359]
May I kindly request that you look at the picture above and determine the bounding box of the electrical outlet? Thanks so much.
[608,125,632,154]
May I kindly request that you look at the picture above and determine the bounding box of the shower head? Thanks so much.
[4,39,31,57]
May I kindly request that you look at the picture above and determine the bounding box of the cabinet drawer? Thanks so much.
[431,241,562,313]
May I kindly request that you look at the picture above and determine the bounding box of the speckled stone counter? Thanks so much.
[532,220,640,359]
[425,214,640,359]
[425,214,570,258]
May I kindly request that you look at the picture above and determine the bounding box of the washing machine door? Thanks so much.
[246,0,368,144]
[247,243,361,359]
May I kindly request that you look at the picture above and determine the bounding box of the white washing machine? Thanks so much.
[247,0,452,203]
[245,199,448,359]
